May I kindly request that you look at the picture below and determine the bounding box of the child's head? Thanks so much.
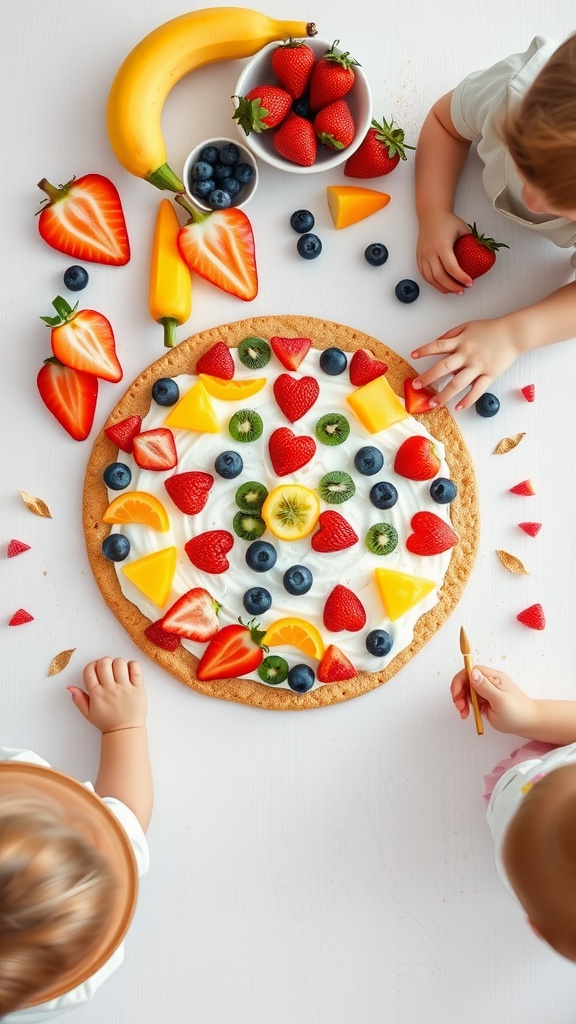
[500,33,576,216]
[0,794,116,1015]
[503,763,576,960]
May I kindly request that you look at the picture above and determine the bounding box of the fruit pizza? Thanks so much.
[83,315,479,710]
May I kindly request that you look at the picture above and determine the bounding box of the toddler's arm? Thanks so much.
[451,665,576,745]
[68,657,153,831]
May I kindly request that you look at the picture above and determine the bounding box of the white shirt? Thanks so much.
[0,747,149,1023]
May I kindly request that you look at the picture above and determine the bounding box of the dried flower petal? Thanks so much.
[496,549,530,575]
[493,433,525,455]
[48,648,76,676]
[18,490,52,518]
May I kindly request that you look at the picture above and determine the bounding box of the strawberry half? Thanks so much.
[144,619,182,652]
[317,644,357,682]
[37,174,130,265]
[7,539,31,558]
[270,336,311,370]
[185,530,234,574]
[323,585,366,632]
[405,511,459,555]
[518,522,542,538]
[161,587,221,642]
[311,510,358,552]
[394,436,441,480]
[132,428,178,471]
[176,199,258,302]
[164,471,214,514]
[271,39,316,99]
[42,296,122,383]
[403,377,437,414]
[196,619,267,681]
[344,116,414,178]
[37,357,98,441]
[268,427,316,476]
[453,223,509,280]
[517,603,546,631]
[273,374,319,422]
[195,342,234,380]
[349,349,388,386]
[308,41,359,112]
[8,609,34,626]
[104,415,142,453]
[232,85,292,134]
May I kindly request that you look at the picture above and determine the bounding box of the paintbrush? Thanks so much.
[459,626,483,736]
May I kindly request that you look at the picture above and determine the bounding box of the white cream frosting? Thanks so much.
[106,346,456,691]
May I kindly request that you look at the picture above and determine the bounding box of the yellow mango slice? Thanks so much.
[375,568,436,621]
[121,546,177,607]
[327,185,390,229]
[164,380,219,432]
[347,376,408,433]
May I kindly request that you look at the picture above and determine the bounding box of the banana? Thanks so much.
[107,7,317,192]
[149,199,192,347]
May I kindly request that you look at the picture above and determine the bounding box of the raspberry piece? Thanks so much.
[520,384,535,403]
[8,609,34,626]
[7,539,31,558]
[518,522,542,538]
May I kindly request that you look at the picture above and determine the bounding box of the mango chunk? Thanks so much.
[327,185,390,229]
[375,568,436,621]
[347,375,408,433]
[122,546,177,607]
[164,380,219,432]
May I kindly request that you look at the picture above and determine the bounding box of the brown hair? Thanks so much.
[0,797,116,1015]
[500,32,576,210]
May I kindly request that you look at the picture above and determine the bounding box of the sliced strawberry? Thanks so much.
[311,510,358,552]
[510,479,536,496]
[104,415,142,453]
[37,174,130,266]
[268,427,316,476]
[195,342,235,380]
[185,530,234,573]
[8,608,34,626]
[42,296,122,383]
[273,374,319,422]
[161,587,221,642]
[132,428,178,471]
[196,620,267,681]
[521,384,536,403]
[394,436,441,480]
[317,644,357,682]
[517,603,546,630]
[323,585,366,631]
[403,377,437,414]
[37,357,98,441]
[270,336,311,370]
[7,539,31,558]
[164,471,214,514]
[349,349,388,386]
[406,511,459,555]
[144,619,181,651]
[176,200,257,301]
[518,522,542,538]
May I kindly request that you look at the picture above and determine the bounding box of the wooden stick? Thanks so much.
[459,626,483,736]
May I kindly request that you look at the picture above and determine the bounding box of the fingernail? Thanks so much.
[428,400,438,409]
[455,404,463,412]
[412,379,422,389]
[66,687,74,698]
[471,669,481,683]
[411,351,419,359]
[457,290,464,296]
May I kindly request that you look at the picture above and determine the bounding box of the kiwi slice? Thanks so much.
[365,523,399,556]
[228,409,263,443]
[233,511,266,541]
[318,471,355,504]
[238,336,271,369]
[258,655,289,685]
[235,480,269,511]
[315,413,350,446]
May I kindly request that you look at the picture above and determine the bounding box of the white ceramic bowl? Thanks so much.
[182,136,259,211]
[233,38,372,174]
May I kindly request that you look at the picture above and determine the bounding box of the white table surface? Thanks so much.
[2,2,576,1022]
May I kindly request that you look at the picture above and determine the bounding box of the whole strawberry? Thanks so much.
[271,39,316,99]
[273,113,317,167]
[344,116,414,177]
[453,223,509,279]
[308,40,359,112]
[233,85,292,134]
[313,99,355,151]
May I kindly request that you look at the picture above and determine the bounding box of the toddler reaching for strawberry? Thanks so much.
[452,662,576,960]
[412,33,576,409]
[0,657,152,1020]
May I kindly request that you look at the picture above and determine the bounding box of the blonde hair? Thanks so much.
[0,796,116,1015]
[500,32,576,210]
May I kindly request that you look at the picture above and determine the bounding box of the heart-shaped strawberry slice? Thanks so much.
[311,510,358,552]
[268,427,316,476]
[164,471,214,514]
[406,511,458,555]
[185,530,234,573]
[349,348,388,386]
[273,373,319,422]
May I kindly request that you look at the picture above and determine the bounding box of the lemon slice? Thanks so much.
[103,491,170,531]
[262,617,325,659]
[261,484,320,540]
[199,374,266,401]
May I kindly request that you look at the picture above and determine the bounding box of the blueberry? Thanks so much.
[103,462,132,490]
[191,160,214,181]
[297,232,322,259]
[199,145,219,164]
[319,347,347,375]
[291,97,310,118]
[243,587,272,615]
[63,265,89,291]
[395,279,420,303]
[213,163,233,181]
[366,629,393,657]
[288,664,315,692]
[475,392,500,417]
[223,177,242,199]
[354,446,384,476]
[246,540,277,573]
[152,377,180,406]
[290,209,315,233]
[214,451,243,479]
[430,477,457,504]
[191,179,216,198]
[235,163,254,185]
[370,481,398,510]
[283,565,313,596]
[220,143,240,165]
[207,189,232,210]
[364,243,389,267]
[102,533,131,562]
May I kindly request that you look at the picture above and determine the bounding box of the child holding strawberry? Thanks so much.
[452,661,576,960]
[412,33,576,410]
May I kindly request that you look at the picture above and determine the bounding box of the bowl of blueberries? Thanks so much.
[182,136,258,211]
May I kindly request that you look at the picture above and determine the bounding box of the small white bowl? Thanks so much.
[233,39,372,174]
[182,136,259,211]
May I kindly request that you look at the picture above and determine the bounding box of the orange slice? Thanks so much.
[199,374,266,401]
[103,491,170,532]
[261,484,320,540]
[262,617,325,659]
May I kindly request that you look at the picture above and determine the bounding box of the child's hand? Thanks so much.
[68,657,146,734]
[416,212,474,294]
[451,665,537,735]
[411,316,522,410]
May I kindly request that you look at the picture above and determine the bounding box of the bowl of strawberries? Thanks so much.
[232,37,372,173]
